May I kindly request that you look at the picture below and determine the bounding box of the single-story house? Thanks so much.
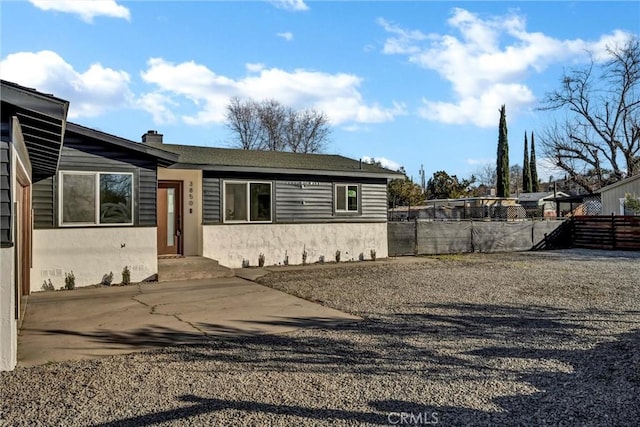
[598,174,640,215]
[1,80,401,370]
[1,80,69,370]
[517,191,569,217]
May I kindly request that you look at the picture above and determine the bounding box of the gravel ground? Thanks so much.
[2,249,639,426]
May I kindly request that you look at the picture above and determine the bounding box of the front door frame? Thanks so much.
[157,180,183,256]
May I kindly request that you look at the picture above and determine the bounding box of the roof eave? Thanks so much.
[66,123,180,165]
[171,163,402,179]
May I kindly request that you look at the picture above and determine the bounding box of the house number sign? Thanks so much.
[188,181,194,212]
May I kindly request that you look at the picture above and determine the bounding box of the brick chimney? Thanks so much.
[142,130,163,144]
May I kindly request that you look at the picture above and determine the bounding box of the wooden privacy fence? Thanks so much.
[572,215,640,250]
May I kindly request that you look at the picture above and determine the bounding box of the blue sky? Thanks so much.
[1,1,638,182]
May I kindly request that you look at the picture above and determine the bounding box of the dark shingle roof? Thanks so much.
[147,142,402,178]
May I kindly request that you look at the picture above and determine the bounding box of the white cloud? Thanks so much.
[270,0,308,12]
[362,156,403,171]
[29,0,130,22]
[246,63,266,73]
[141,58,405,126]
[0,50,132,118]
[537,157,566,183]
[277,32,294,41]
[466,158,494,166]
[136,92,177,125]
[380,8,635,127]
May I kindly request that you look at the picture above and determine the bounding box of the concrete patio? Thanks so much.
[18,276,360,367]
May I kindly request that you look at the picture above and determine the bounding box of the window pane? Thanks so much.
[336,185,346,211]
[100,174,133,223]
[225,183,247,221]
[250,183,271,222]
[348,185,358,211]
[167,188,175,246]
[62,174,96,223]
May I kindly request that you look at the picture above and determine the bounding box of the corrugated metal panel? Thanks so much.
[275,181,333,222]
[602,177,640,215]
[203,177,221,224]
[361,183,388,220]
[0,140,10,244]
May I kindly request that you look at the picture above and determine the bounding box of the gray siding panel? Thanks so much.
[203,177,221,224]
[361,183,388,220]
[33,176,54,228]
[202,173,388,224]
[138,168,157,226]
[1,140,10,244]
[275,181,333,222]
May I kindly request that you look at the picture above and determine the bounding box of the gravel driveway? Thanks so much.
[2,249,639,426]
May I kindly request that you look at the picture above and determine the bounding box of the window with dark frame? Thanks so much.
[335,184,359,213]
[224,181,272,222]
[60,172,133,226]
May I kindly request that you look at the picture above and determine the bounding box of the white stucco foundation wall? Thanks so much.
[31,227,158,292]
[0,248,17,371]
[202,222,388,268]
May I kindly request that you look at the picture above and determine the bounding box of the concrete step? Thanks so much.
[157,256,235,282]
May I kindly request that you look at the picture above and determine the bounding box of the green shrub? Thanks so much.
[42,279,55,292]
[64,271,75,290]
[122,266,131,286]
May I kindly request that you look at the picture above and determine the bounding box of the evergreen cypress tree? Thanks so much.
[496,105,510,197]
[523,132,532,193]
[530,131,539,192]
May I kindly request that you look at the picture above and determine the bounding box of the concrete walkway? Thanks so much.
[18,276,360,367]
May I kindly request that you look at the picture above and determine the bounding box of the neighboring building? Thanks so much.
[389,197,523,221]
[599,174,640,215]
[518,191,569,217]
[1,80,400,370]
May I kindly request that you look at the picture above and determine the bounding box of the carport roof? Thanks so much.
[1,80,69,180]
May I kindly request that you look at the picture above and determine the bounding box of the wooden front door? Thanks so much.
[157,181,182,256]
[15,178,31,298]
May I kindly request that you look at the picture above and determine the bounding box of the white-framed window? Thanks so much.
[59,171,134,226]
[335,184,359,213]
[223,180,272,223]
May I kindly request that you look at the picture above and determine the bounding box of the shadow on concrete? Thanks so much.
[35,302,640,425]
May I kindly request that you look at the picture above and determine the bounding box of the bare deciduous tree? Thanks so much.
[539,37,640,193]
[225,98,331,153]
[225,97,263,150]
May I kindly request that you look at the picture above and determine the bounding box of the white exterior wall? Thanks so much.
[157,168,203,256]
[31,227,157,291]
[203,222,388,268]
[0,247,17,371]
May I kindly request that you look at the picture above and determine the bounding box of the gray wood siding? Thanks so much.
[202,172,389,224]
[275,181,334,222]
[33,140,159,228]
[138,168,158,226]
[361,183,388,220]
[0,140,10,244]
[202,177,221,224]
[33,176,54,228]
